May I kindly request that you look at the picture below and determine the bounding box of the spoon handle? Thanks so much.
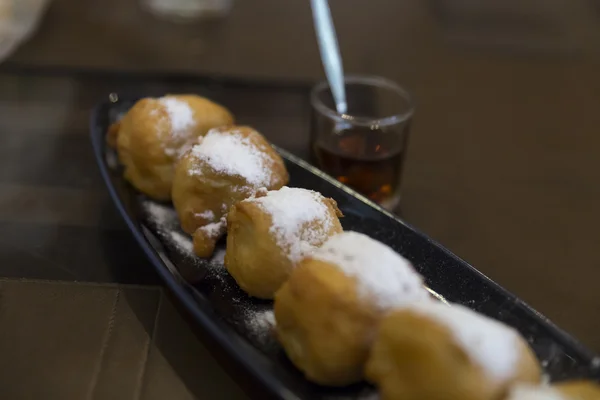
[310,0,347,115]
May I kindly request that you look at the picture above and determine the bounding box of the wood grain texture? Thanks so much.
[0,279,247,399]
[0,0,599,384]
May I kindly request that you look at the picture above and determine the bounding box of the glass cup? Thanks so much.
[310,75,414,211]
[141,0,232,21]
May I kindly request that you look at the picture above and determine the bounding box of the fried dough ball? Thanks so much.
[507,381,600,400]
[556,381,600,399]
[172,126,288,257]
[225,187,343,299]
[365,302,541,400]
[111,94,233,200]
[274,231,429,386]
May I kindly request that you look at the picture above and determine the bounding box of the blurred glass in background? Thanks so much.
[0,0,51,62]
[141,0,232,21]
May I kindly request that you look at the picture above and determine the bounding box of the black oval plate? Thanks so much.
[90,97,599,400]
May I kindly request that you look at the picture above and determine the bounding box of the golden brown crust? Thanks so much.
[106,121,121,148]
[510,340,543,395]
[274,260,382,386]
[193,222,227,258]
[555,380,600,399]
[172,126,288,257]
[224,194,342,299]
[225,202,290,298]
[366,311,496,400]
[365,310,541,400]
[326,197,344,218]
[115,95,234,200]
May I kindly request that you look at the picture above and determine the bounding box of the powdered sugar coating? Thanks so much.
[248,187,337,263]
[195,210,215,220]
[198,216,227,240]
[506,385,566,400]
[190,128,276,187]
[159,97,194,139]
[312,231,428,310]
[408,301,521,382]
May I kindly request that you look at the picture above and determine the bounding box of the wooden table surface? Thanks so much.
[2,0,600,397]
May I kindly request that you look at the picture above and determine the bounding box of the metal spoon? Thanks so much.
[310,0,347,116]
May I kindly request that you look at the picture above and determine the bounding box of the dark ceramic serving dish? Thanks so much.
[91,97,599,400]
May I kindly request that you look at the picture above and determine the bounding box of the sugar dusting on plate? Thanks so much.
[143,201,229,270]
[143,201,197,260]
[144,201,179,229]
[190,128,276,187]
[210,248,226,267]
[312,231,428,310]
[248,187,336,263]
[169,230,194,254]
[106,150,119,169]
[408,301,520,383]
[244,309,276,345]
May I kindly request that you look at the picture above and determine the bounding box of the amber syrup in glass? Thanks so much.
[314,126,406,207]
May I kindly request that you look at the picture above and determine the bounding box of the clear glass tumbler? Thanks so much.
[310,75,414,210]
[141,0,232,21]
